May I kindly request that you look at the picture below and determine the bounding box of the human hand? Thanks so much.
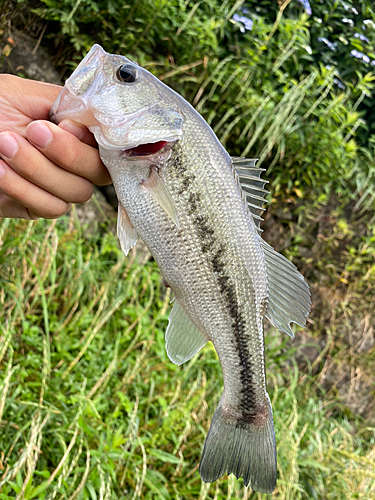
[0,74,112,219]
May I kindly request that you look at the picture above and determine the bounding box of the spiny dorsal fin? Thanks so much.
[232,157,269,233]
[261,240,311,337]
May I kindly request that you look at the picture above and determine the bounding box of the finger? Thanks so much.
[0,160,70,219]
[0,192,38,219]
[58,120,98,148]
[0,74,62,124]
[0,132,94,204]
[27,121,112,186]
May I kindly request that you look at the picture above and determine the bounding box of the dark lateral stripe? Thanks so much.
[170,149,260,422]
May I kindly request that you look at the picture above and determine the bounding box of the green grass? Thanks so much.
[1,2,375,497]
[0,204,375,499]
[5,0,372,210]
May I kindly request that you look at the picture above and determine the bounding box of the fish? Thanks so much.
[50,44,311,493]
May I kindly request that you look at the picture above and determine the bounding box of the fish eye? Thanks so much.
[116,64,137,83]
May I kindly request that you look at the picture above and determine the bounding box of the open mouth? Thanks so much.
[127,141,168,156]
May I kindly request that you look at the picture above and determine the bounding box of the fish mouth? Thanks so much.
[124,140,169,157]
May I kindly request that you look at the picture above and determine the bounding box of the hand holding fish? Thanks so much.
[0,74,111,219]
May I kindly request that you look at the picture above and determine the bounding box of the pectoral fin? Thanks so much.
[142,169,180,228]
[117,202,138,256]
[262,240,311,337]
[165,299,209,365]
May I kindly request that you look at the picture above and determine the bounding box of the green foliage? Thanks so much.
[243,0,375,141]
[244,0,375,76]
[2,0,375,498]
[1,213,375,499]
[24,0,374,210]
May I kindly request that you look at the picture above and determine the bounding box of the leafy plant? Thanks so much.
[1,209,375,499]
[21,0,373,212]
[1,1,375,498]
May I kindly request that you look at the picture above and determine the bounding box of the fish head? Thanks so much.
[50,44,184,154]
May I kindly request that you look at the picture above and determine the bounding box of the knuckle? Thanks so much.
[0,167,70,219]
[27,161,43,180]
[32,194,70,219]
[11,182,29,202]
[66,181,93,203]
[94,170,112,186]
[25,209,40,220]
[44,202,70,219]
[79,183,94,202]
[64,145,80,171]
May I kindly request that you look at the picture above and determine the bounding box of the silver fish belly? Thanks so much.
[50,44,311,493]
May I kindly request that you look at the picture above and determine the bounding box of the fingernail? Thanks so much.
[0,160,6,179]
[59,120,84,140]
[0,133,18,159]
[27,122,53,148]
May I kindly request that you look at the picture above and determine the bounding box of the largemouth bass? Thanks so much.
[50,45,311,493]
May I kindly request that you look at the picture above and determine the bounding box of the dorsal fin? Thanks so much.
[233,157,311,337]
[261,240,311,337]
[232,157,269,233]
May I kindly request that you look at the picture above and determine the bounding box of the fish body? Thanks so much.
[51,45,311,493]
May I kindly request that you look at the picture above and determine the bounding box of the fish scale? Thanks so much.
[103,117,274,486]
[50,44,311,493]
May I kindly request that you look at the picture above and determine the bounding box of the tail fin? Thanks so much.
[199,395,277,493]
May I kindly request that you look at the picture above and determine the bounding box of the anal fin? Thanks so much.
[165,300,209,365]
